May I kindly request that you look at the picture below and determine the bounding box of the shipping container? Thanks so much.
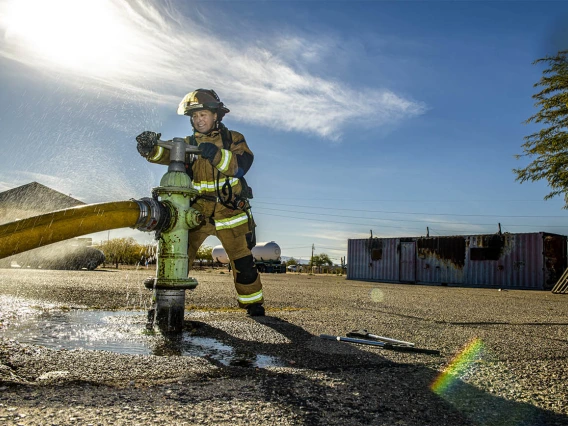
[347,232,567,290]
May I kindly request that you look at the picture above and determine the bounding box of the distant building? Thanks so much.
[0,182,103,270]
[0,181,84,224]
[347,232,567,290]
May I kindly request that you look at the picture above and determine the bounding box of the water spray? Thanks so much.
[0,137,203,334]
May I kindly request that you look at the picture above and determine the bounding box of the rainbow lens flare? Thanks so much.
[431,337,484,395]
[430,338,543,425]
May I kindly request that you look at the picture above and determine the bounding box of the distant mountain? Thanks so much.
[280,256,310,264]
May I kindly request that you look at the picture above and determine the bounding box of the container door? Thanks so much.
[399,242,416,283]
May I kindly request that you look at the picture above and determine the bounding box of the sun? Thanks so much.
[2,0,135,75]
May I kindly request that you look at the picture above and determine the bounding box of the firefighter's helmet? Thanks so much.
[177,89,230,120]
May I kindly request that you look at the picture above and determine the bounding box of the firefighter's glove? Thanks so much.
[136,131,161,158]
[198,142,219,162]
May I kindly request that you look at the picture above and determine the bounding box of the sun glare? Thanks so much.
[3,0,135,75]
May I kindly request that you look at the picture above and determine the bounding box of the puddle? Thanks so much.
[0,297,283,368]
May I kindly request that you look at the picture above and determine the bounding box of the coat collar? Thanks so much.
[195,129,220,138]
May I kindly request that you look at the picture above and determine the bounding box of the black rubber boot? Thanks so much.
[246,304,265,317]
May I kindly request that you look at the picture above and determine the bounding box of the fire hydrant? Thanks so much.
[141,137,203,333]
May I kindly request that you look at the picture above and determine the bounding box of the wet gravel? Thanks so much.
[0,268,567,425]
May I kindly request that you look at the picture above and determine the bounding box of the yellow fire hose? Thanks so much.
[0,201,144,259]
[2,138,202,333]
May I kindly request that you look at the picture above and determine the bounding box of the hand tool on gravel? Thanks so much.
[346,329,415,347]
[319,334,440,355]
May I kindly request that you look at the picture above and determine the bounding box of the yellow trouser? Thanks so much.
[187,211,263,308]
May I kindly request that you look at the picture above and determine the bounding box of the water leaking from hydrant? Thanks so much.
[0,296,283,368]
[1,140,211,335]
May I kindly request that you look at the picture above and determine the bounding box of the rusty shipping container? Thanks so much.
[347,232,567,290]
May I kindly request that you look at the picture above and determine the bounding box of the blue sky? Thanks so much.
[1,0,568,264]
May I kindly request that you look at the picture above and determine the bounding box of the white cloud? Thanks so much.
[303,230,366,243]
[421,217,490,236]
[0,0,426,140]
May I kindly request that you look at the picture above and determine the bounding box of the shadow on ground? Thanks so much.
[181,315,568,426]
[1,314,566,425]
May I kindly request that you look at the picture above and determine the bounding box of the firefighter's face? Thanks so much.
[192,110,217,134]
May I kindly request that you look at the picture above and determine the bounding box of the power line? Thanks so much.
[254,196,550,203]
[254,206,502,226]
[253,201,567,219]
[317,245,347,251]
[253,211,426,231]
[253,211,568,235]
[279,245,313,250]
[253,208,568,229]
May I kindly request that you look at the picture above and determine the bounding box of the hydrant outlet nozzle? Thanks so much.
[186,208,204,229]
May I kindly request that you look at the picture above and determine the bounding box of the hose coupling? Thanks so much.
[133,197,171,232]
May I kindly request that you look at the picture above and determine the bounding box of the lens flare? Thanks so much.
[370,288,384,303]
[431,337,484,395]
[430,338,542,425]
[3,0,136,75]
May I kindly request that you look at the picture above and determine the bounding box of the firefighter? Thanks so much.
[136,89,264,316]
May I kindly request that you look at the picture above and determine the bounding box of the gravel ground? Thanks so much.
[0,268,567,425]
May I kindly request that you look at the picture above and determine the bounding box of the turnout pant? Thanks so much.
[187,216,263,308]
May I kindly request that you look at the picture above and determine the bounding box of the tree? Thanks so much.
[310,253,334,274]
[312,253,333,268]
[514,50,568,206]
[98,237,141,268]
[195,245,213,267]
[285,257,298,266]
[138,243,158,266]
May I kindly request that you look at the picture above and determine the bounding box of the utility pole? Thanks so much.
[311,244,315,268]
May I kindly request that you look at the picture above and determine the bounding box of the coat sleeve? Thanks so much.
[211,131,254,178]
